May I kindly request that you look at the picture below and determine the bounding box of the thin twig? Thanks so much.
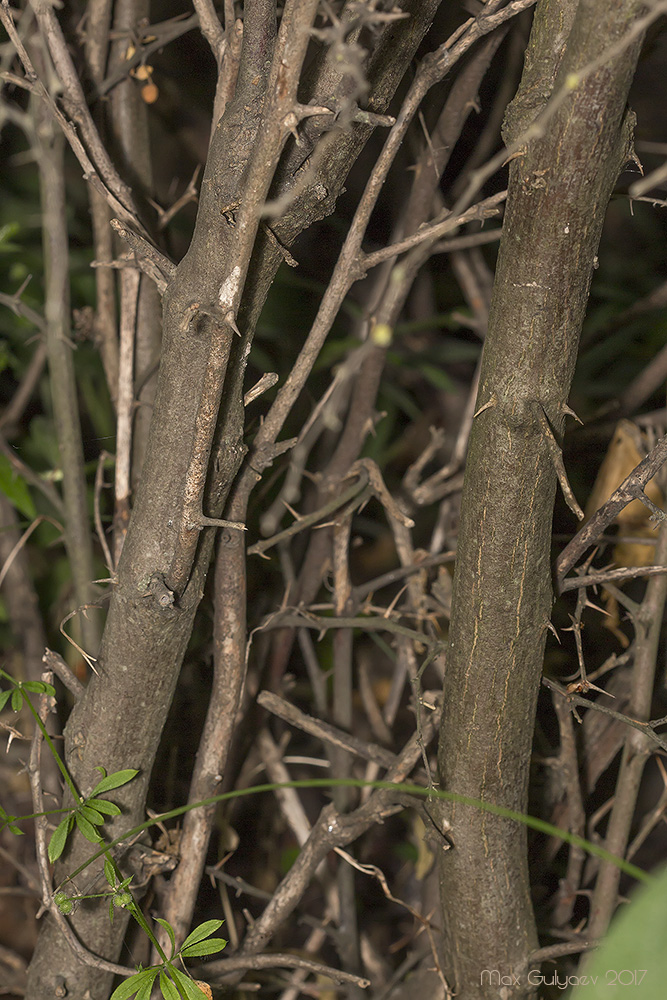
[258,692,397,769]
[236,711,440,958]
[556,433,667,589]
[27,670,58,914]
[560,565,667,592]
[543,678,667,753]
[42,648,84,700]
[248,3,533,462]
[0,339,46,432]
[96,13,200,95]
[0,2,134,225]
[110,219,176,288]
[156,488,248,952]
[550,692,587,928]
[358,191,506,274]
[28,0,139,220]
[0,514,63,590]
[196,951,370,988]
[531,940,597,962]
[248,472,370,556]
[433,228,503,254]
[257,608,440,649]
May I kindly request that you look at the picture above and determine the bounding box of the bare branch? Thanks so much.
[198,951,370,988]
[258,691,397,770]
[556,433,667,589]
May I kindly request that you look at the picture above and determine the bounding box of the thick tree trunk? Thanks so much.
[25,4,442,998]
[437,2,647,997]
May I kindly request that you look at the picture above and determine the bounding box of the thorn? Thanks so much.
[538,406,584,520]
[561,403,583,425]
[474,394,496,419]
[243,372,278,407]
[282,500,302,521]
[584,598,610,617]
[283,111,301,143]
[225,310,241,337]
[294,103,335,122]
[502,149,525,167]
[544,620,561,643]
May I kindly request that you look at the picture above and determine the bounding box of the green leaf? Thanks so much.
[91,768,139,796]
[159,969,181,1000]
[8,824,23,836]
[87,797,121,817]
[104,858,117,887]
[11,687,23,712]
[572,864,667,998]
[79,804,105,827]
[0,690,11,712]
[155,917,176,958]
[104,858,116,889]
[21,681,56,696]
[180,919,223,950]
[134,973,160,1000]
[109,968,158,1000]
[180,937,226,958]
[0,453,36,520]
[75,811,102,844]
[48,814,73,862]
[0,222,20,245]
[169,968,209,1000]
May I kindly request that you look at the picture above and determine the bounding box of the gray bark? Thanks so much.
[25,3,442,997]
[437,1,648,996]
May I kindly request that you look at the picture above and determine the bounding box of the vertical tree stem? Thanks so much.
[35,100,98,654]
[437,2,648,995]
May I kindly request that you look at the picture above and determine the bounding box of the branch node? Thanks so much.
[146,573,175,608]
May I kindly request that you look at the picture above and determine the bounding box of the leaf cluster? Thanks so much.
[48,765,138,862]
[109,919,225,1000]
